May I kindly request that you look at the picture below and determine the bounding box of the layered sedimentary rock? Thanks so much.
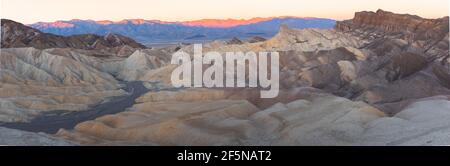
[336,9,449,58]
[116,49,171,81]
[336,9,449,41]
[176,23,363,55]
[265,24,366,51]
[0,47,126,122]
[332,9,450,114]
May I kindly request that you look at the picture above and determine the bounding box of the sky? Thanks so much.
[1,0,448,24]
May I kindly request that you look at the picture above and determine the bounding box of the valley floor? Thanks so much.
[0,81,148,134]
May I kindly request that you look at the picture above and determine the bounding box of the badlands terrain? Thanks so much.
[1,9,450,145]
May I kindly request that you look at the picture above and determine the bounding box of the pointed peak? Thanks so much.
[376,9,385,13]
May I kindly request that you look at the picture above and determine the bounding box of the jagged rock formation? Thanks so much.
[336,9,449,38]
[1,19,145,56]
[336,9,449,59]
[332,9,450,114]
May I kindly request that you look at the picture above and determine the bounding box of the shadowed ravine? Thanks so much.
[0,81,149,134]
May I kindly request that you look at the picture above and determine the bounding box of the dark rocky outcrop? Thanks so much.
[330,10,450,114]
[385,52,428,82]
[247,36,266,43]
[1,19,145,56]
[226,37,243,45]
[433,64,450,88]
[336,9,449,58]
[336,9,449,40]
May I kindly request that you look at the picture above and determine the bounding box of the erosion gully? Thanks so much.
[0,81,150,134]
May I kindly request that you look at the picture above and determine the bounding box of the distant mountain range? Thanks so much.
[1,19,145,56]
[29,17,336,44]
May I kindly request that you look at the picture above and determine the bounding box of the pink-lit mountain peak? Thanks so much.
[181,16,320,27]
[32,21,75,28]
[94,19,176,25]
[180,17,273,27]
[31,16,321,28]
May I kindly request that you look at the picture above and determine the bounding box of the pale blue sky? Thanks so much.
[1,0,448,24]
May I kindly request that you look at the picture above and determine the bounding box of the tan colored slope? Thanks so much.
[129,26,369,89]
[55,88,384,145]
[0,48,126,122]
[178,25,365,54]
[264,25,366,51]
[361,97,450,145]
[57,87,450,145]
[57,100,260,145]
[116,49,171,81]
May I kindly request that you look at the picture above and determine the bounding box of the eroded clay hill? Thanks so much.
[0,48,127,122]
[55,10,450,145]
